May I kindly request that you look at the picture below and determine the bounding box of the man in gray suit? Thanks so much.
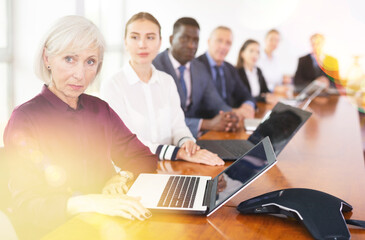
[153,17,239,137]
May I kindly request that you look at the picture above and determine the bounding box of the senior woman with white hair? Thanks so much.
[3,15,156,239]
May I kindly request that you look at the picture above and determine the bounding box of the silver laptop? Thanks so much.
[127,137,277,216]
[280,80,326,109]
[244,110,272,132]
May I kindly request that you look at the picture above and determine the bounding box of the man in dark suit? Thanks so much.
[153,18,239,137]
[197,26,255,119]
[294,33,339,92]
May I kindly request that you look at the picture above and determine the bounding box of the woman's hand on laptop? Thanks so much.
[67,194,152,220]
[180,140,200,157]
[177,148,224,166]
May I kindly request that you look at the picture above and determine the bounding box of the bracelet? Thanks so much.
[119,171,133,182]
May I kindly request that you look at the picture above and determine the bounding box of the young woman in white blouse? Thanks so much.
[101,12,223,166]
[236,39,278,104]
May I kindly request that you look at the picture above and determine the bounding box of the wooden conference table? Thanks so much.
[43,96,365,240]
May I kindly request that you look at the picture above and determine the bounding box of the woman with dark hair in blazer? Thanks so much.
[236,39,278,103]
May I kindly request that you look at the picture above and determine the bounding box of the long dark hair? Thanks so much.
[236,39,259,68]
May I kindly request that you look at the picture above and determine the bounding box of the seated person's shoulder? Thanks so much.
[80,94,112,113]
[152,50,166,66]
[190,59,212,84]
[15,94,46,112]
[155,69,176,85]
[195,53,206,62]
[154,50,165,59]
[154,71,184,98]
[223,61,237,72]
[191,58,205,67]
[191,58,211,74]
[299,54,311,62]
[11,91,58,116]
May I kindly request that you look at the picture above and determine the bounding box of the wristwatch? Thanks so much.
[119,170,133,182]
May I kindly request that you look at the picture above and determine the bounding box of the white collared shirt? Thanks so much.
[244,67,261,97]
[100,62,194,160]
[258,51,283,91]
[168,51,192,107]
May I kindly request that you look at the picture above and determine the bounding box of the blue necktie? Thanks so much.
[178,65,187,99]
[214,66,223,98]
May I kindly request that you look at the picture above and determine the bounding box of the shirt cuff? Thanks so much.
[156,145,180,161]
[177,136,196,147]
[243,100,256,109]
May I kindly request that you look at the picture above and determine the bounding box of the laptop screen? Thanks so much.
[247,102,312,156]
[209,137,276,214]
[296,79,326,102]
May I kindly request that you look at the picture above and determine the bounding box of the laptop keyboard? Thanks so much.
[220,141,248,156]
[157,176,200,208]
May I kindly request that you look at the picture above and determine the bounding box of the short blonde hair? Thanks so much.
[34,15,106,84]
[310,33,325,41]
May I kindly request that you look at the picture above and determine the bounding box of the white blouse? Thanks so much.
[244,67,261,97]
[100,62,194,160]
[258,52,283,91]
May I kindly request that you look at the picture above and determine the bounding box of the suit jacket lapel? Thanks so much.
[307,54,318,79]
[257,69,266,93]
[162,50,186,109]
[161,50,178,80]
[201,54,212,76]
[223,64,231,98]
[240,68,251,93]
[190,61,201,108]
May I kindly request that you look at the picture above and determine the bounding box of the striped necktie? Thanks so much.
[178,65,187,99]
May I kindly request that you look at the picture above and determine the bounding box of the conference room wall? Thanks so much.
[2,0,365,147]
[123,0,365,77]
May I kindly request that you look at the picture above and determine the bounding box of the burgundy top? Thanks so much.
[3,85,158,235]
